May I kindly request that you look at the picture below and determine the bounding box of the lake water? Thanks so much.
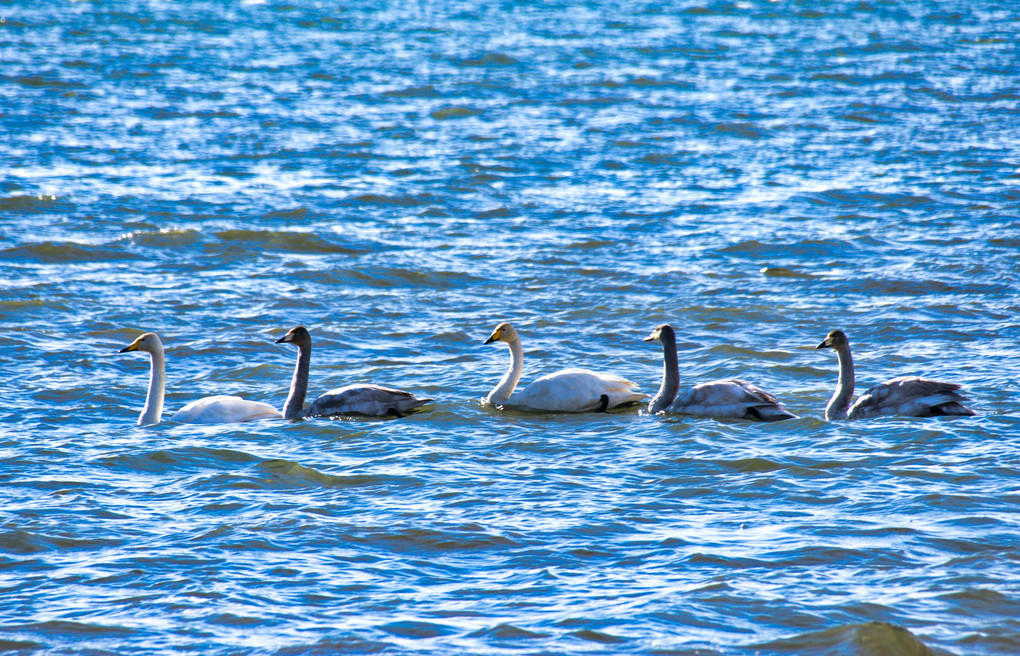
[1,1,1019,654]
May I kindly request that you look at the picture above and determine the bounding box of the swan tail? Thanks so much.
[746,404,798,422]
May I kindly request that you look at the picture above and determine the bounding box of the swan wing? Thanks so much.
[304,384,433,418]
[668,379,796,421]
[508,368,648,413]
[171,395,282,424]
[848,376,975,419]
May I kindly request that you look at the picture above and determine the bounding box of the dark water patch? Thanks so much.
[0,529,125,554]
[938,588,1020,618]
[750,621,946,656]
[121,228,202,248]
[382,84,440,98]
[431,106,480,120]
[5,619,140,638]
[455,52,520,67]
[380,620,458,639]
[341,193,436,207]
[0,638,44,651]
[0,242,137,264]
[212,229,371,256]
[0,194,69,213]
[570,628,630,644]
[97,447,261,475]
[273,636,397,654]
[468,622,549,640]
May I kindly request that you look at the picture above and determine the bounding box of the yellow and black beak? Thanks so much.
[119,338,141,353]
[483,327,501,344]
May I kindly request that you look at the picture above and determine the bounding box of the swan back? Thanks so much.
[505,368,647,413]
[848,376,976,419]
[305,384,434,418]
[171,395,282,424]
[669,379,796,421]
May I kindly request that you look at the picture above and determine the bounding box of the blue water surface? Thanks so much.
[1,1,1019,654]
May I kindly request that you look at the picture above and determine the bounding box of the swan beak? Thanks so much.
[643,332,657,342]
[815,339,829,349]
[483,326,503,344]
[119,339,141,353]
[275,335,290,344]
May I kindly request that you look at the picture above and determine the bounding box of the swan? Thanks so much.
[482,322,648,412]
[644,324,797,421]
[119,333,282,425]
[275,326,433,418]
[816,329,976,420]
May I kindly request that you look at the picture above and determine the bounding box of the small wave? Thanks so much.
[0,194,68,212]
[751,621,942,656]
[6,620,140,638]
[0,242,138,263]
[712,121,770,139]
[382,84,440,98]
[274,636,396,654]
[570,629,630,644]
[342,193,435,206]
[800,189,935,208]
[380,620,458,639]
[9,73,84,89]
[430,106,480,120]
[213,229,369,255]
[454,52,520,67]
[122,228,202,248]
[468,623,549,640]
[0,640,44,651]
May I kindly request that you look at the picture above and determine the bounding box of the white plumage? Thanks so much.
[482,322,648,413]
[170,394,281,424]
[119,333,282,425]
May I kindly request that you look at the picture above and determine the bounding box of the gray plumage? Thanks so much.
[644,324,797,421]
[276,326,433,419]
[816,329,975,420]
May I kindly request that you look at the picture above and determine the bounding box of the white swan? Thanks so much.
[644,324,797,421]
[119,333,282,425]
[482,322,648,412]
[816,329,975,420]
[275,326,433,418]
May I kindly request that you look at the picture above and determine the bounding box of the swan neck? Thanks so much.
[140,348,165,425]
[650,335,680,413]
[826,344,855,420]
[284,342,311,419]
[488,337,523,404]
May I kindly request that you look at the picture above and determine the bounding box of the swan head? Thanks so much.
[816,329,849,350]
[276,326,311,347]
[643,324,675,344]
[484,322,518,345]
[120,332,163,355]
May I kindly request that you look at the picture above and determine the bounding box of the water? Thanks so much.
[1,1,1019,654]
